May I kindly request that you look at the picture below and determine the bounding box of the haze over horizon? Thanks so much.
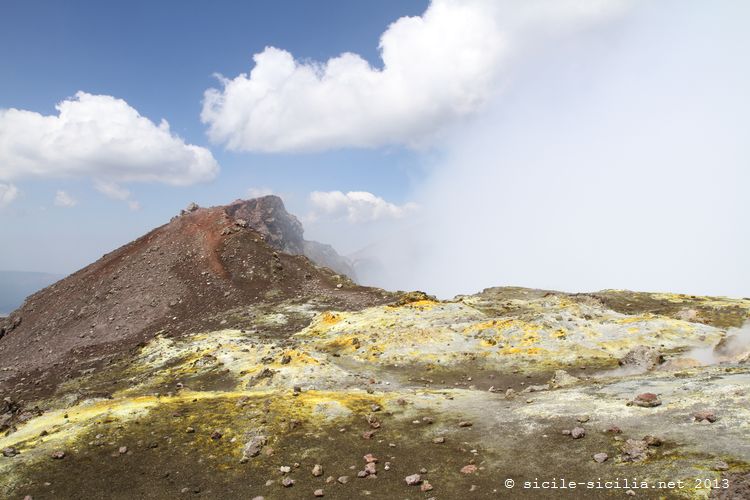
[1,0,748,299]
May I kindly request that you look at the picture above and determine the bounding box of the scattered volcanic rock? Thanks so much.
[549,370,580,389]
[693,410,717,423]
[621,439,652,462]
[570,427,586,439]
[405,474,422,485]
[630,393,662,408]
[241,435,267,461]
[619,346,664,371]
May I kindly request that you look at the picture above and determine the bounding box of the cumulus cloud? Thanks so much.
[308,191,417,223]
[0,183,19,207]
[247,186,274,198]
[202,0,626,152]
[0,92,219,186]
[53,190,77,208]
[94,180,140,211]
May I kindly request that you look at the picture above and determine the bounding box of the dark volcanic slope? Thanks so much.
[0,199,391,400]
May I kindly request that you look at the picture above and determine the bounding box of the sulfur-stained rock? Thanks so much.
[241,435,267,462]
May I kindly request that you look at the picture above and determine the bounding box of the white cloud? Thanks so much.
[0,183,19,207]
[201,0,626,153]
[94,180,141,210]
[53,190,77,207]
[309,191,417,223]
[0,92,219,185]
[247,186,274,198]
[94,180,131,201]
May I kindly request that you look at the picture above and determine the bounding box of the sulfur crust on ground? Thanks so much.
[1,288,749,499]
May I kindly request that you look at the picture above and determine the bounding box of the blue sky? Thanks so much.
[1,0,748,298]
[0,0,428,272]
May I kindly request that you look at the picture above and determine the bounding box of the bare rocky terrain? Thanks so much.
[1,197,749,499]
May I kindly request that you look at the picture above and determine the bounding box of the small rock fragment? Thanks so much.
[593,453,608,463]
[714,461,729,471]
[460,464,478,474]
[643,435,663,447]
[630,393,661,408]
[571,427,585,439]
[693,410,717,423]
[405,474,422,485]
[241,435,267,461]
[621,439,651,462]
[549,370,580,389]
[314,489,324,497]
[312,464,323,477]
[619,346,664,371]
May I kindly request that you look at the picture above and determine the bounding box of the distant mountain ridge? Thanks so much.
[0,271,62,315]
[224,196,357,280]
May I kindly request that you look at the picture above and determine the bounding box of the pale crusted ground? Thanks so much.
[1,288,749,499]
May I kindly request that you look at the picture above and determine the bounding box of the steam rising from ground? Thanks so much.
[350,0,750,299]
[688,322,750,366]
